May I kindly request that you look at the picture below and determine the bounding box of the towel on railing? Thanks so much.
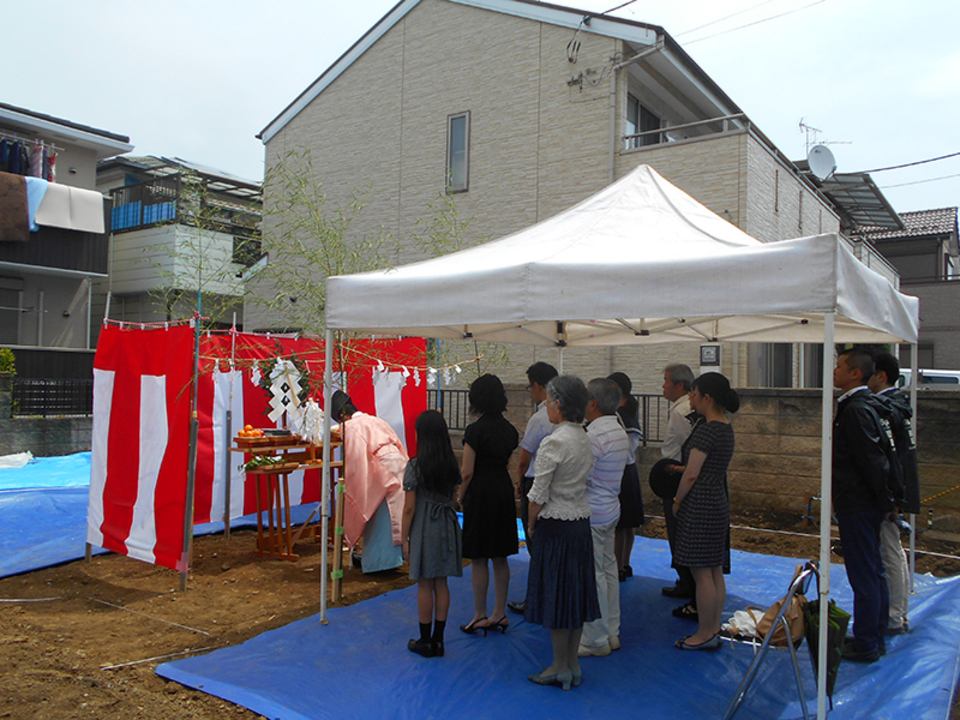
[0,171,28,242]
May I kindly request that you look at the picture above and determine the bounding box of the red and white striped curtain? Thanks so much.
[87,325,426,572]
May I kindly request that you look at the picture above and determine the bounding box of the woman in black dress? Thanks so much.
[671,372,739,651]
[458,374,519,635]
[607,372,643,581]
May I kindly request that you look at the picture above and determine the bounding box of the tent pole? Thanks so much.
[909,342,919,592]
[180,315,202,592]
[224,313,238,539]
[320,328,334,623]
[816,313,835,720]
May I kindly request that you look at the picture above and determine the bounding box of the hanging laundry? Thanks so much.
[28,142,43,178]
[44,149,56,182]
[8,141,23,175]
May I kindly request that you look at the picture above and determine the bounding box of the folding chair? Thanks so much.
[722,561,819,720]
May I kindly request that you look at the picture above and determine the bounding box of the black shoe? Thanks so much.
[618,569,627,583]
[507,601,525,614]
[842,638,880,663]
[623,565,633,578]
[672,602,699,621]
[886,620,909,636]
[841,645,880,663]
[459,616,487,634]
[662,584,694,599]
[432,640,444,657]
[408,638,435,657]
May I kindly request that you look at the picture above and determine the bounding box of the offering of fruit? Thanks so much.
[237,425,265,439]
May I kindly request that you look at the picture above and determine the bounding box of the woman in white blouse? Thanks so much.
[523,375,601,691]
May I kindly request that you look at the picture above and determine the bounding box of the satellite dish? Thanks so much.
[808,144,837,180]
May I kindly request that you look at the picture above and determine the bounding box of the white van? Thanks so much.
[898,369,960,390]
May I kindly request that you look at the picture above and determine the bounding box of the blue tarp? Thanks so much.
[0,452,319,578]
[157,539,960,720]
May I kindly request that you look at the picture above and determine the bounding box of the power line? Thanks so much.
[683,0,827,46]
[858,151,960,174]
[676,0,780,37]
[881,173,960,190]
[601,0,639,13]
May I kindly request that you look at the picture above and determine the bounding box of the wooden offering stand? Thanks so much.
[232,432,343,561]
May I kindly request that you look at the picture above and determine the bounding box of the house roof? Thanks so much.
[257,0,745,144]
[97,155,261,202]
[855,207,959,242]
[0,102,133,157]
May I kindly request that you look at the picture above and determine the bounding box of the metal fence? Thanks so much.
[11,381,671,438]
[428,388,669,444]
[12,379,94,417]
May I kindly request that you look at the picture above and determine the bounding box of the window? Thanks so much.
[626,95,660,148]
[446,112,470,192]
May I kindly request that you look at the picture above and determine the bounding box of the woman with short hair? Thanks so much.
[524,375,600,690]
[458,374,519,635]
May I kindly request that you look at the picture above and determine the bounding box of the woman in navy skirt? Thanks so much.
[524,375,600,691]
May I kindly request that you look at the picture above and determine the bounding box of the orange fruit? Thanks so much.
[244,424,253,432]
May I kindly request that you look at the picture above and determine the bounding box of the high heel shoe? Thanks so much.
[557,669,573,691]
[480,616,509,635]
[527,671,558,686]
[460,616,487,635]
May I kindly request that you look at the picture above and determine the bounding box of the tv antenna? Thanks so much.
[799,118,852,155]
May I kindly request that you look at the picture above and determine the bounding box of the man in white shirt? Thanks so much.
[507,361,558,615]
[579,378,630,656]
[660,363,698,602]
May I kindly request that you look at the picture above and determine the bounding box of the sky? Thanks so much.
[5,0,959,214]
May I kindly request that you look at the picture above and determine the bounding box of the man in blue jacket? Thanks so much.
[832,347,898,663]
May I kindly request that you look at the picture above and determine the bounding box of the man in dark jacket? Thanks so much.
[869,352,920,635]
[833,348,896,663]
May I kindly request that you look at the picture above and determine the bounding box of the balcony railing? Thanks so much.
[623,113,750,151]
[109,175,260,240]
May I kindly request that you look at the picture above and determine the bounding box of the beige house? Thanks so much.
[253,0,890,392]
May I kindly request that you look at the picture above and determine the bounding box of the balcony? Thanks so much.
[109,175,260,240]
[0,199,109,276]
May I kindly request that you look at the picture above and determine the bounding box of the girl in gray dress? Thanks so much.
[402,410,463,658]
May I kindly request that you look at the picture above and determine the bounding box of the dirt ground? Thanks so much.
[2,512,959,720]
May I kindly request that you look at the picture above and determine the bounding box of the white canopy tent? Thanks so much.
[319,165,920,718]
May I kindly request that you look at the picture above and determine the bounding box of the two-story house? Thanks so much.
[94,155,263,342]
[252,0,894,390]
[0,102,132,379]
[855,207,959,368]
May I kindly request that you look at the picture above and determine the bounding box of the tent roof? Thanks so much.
[326,165,919,346]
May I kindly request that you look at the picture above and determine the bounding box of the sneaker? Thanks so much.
[886,620,909,636]
[609,635,621,651]
[577,642,612,657]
